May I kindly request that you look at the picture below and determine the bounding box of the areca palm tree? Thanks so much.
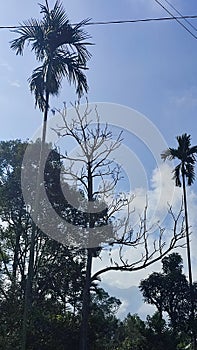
[11,0,91,143]
[161,133,197,350]
[10,2,92,349]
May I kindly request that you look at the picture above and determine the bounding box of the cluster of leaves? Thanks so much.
[140,253,197,347]
[0,139,120,349]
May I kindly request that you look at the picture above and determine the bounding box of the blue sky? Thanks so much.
[1,0,197,319]
[1,0,197,143]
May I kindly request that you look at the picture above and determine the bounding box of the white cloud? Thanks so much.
[172,88,197,109]
[115,162,183,232]
[0,62,13,72]
[92,163,197,318]
[126,0,166,14]
[9,80,21,88]
[137,303,156,321]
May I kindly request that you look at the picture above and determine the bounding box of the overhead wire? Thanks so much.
[154,0,197,39]
[163,0,197,32]
[0,15,197,30]
[85,15,197,27]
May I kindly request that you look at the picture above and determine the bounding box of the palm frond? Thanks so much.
[66,60,88,97]
[47,20,92,62]
[40,0,69,31]
[71,19,92,64]
[10,19,46,60]
[173,164,182,187]
[39,1,50,15]
[72,18,92,41]
[53,50,88,97]
[11,0,91,111]
[163,133,197,188]
[73,67,88,98]
[186,155,195,165]
[50,0,69,28]
[169,147,181,159]
[161,148,174,161]
[74,42,92,65]
[176,133,191,153]
[185,163,195,186]
[188,145,197,157]
[28,66,46,111]
[45,55,64,95]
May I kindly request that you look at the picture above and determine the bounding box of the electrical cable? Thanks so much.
[154,0,197,39]
[0,15,197,30]
[163,0,197,32]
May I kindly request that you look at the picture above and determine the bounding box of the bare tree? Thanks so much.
[55,102,186,350]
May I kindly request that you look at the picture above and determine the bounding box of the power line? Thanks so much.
[86,15,197,27]
[0,15,197,30]
[154,0,197,39]
[163,0,197,32]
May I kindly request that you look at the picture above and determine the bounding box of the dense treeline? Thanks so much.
[0,139,119,349]
[0,139,196,349]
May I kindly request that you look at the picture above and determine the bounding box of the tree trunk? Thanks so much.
[21,91,49,350]
[79,161,94,350]
[182,168,196,350]
[79,249,93,350]
[13,226,21,280]
[21,222,36,350]
[42,91,49,146]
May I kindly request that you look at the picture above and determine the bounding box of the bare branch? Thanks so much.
[91,204,186,282]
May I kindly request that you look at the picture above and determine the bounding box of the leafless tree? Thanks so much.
[55,102,186,350]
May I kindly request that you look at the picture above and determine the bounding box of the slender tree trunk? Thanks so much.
[79,161,94,350]
[182,169,197,350]
[21,91,49,350]
[158,306,163,335]
[13,227,21,279]
[79,249,93,350]
[42,92,49,146]
[21,222,36,350]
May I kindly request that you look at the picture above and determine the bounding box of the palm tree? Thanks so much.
[10,0,91,144]
[10,2,92,349]
[161,133,197,350]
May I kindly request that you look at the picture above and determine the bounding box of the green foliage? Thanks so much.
[0,140,195,349]
[145,312,177,350]
[88,289,121,350]
[0,140,122,349]
[139,253,193,337]
[116,313,147,350]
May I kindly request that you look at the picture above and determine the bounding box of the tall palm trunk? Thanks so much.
[182,166,196,350]
[21,91,49,350]
[42,91,49,146]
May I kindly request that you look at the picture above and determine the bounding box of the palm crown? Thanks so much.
[10,0,92,112]
[161,133,197,187]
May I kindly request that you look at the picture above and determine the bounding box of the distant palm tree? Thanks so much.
[161,133,197,350]
[10,0,91,143]
[10,2,92,349]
